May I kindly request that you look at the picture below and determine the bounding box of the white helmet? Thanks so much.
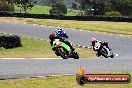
[56,26,63,31]
[55,26,64,35]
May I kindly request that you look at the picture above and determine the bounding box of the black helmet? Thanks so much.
[49,33,55,40]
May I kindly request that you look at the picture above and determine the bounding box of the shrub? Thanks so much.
[105,11,121,17]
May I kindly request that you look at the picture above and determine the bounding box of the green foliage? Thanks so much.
[79,0,106,15]
[14,0,35,13]
[79,0,87,10]
[72,1,78,9]
[107,0,132,16]
[0,0,14,12]
[76,11,85,16]
[49,0,67,15]
[105,11,122,17]
[15,5,79,16]
[67,9,81,16]
[79,0,132,16]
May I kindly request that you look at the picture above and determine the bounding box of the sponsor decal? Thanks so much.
[76,66,131,85]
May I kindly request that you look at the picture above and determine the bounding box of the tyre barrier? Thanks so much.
[0,12,132,22]
[0,35,22,49]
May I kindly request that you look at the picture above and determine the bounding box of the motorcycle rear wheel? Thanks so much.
[58,48,68,59]
[72,51,79,59]
[100,49,108,58]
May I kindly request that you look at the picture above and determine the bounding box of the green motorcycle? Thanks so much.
[52,39,79,59]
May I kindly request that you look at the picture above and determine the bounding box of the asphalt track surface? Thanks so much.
[0,21,132,79]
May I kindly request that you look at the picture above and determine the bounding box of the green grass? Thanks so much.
[14,6,132,35]
[0,72,131,88]
[0,36,56,58]
[15,5,51,14]
[15,5,80,16]
[27,5,51,14]
[67,9,80,16]
[15,18,132,36]
[0,35,95,58]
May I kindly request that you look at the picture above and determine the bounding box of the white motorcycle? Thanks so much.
[93,42,116,58]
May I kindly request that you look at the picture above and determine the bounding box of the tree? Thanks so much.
[79,0,95,15]
[116,0,132,16]
[49,0,67,15]
[78,0,132,16]
[72,1,78,9]
[107,0,132,16]
[14,0,36,13]
[92,0,106,15]
[0,0,14,12]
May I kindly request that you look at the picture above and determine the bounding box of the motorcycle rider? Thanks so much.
[54,27,68,39]
[91,38,111,57]
[49,27,74,57]
[49,26,75,51]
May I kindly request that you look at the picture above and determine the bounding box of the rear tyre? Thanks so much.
[100,49,108,58]
[96,52,101,57]
[58,48,68,59]
[55,51,60,56]
[72,51,79,59]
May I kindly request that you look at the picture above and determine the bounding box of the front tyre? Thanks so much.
[110,53,115,58]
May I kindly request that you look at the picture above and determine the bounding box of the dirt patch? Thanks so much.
[0,17,24,23]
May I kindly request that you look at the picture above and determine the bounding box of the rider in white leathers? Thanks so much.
[91,38,111,57]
